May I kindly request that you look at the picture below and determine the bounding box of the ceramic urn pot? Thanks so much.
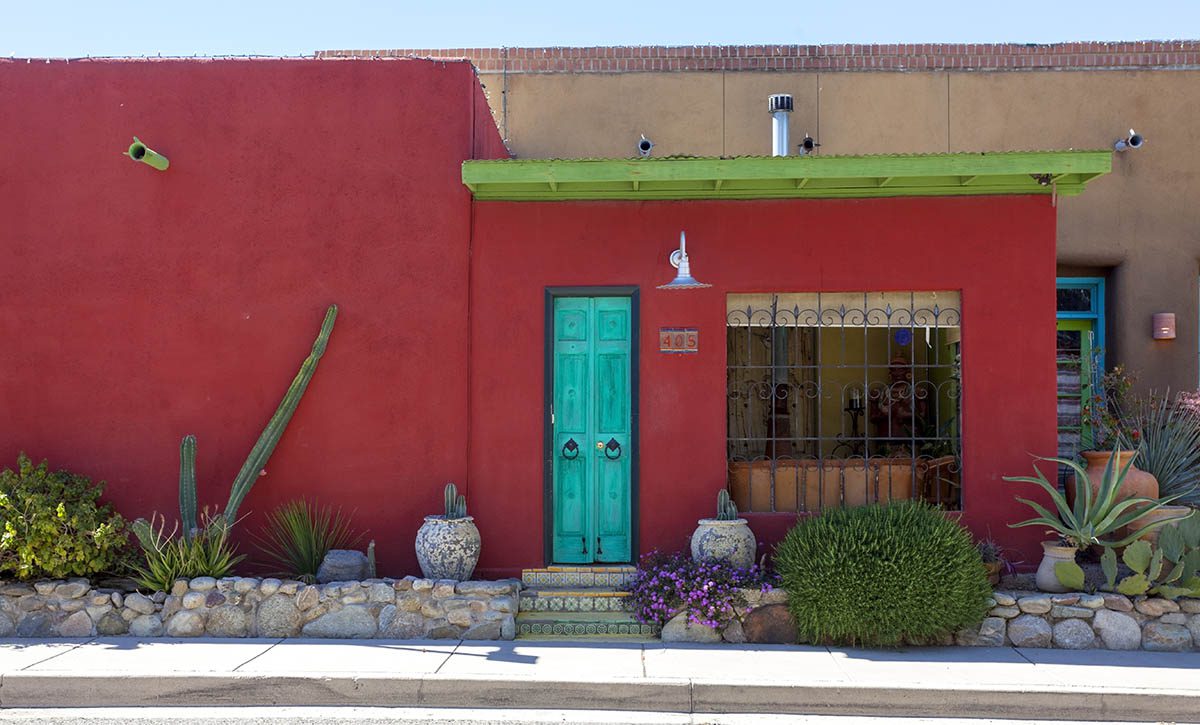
[415,515,481,581]
[1035,541,1078,593]
[690,518,757,569]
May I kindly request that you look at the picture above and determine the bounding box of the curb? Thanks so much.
[2,672,1197,721]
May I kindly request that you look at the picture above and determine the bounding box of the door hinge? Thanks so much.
[550,403,555,425]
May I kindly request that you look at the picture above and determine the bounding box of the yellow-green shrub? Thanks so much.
[0,454,127,579]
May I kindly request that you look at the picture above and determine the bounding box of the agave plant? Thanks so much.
[1005,444,1190,550]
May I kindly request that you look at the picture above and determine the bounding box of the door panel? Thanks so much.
[552,295,632,564]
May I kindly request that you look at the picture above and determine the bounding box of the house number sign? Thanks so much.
[659,328,698,353]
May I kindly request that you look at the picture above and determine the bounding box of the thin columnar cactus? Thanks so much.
[366,539,377,578]
[442,483,467,519]
[223,304,338,522]
[716,489,739,521]
[178,435,198,539]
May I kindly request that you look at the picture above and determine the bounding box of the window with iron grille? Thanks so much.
[726,292,963,512]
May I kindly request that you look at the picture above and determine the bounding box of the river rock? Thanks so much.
[456,581,515,596]
[166,610,206,637]
[661,613,722,643]
[189,576,217,592]
[1052,619,1095,649]
[129,614,164,637]
[1017,594,1052,615]
[316,550,370,584]
[301,604,377,638]
[256,594,300,637]
[1051,605,1093,619]
[1142,621,1192,651]
[1102,594,1133,612]
[1006,614,1052,648]
[181,591,206,610]
[295,586,319,611]
[722,619,747,644]
[1135,598,1180,617]
[0,613,14,637]
[462,621,503,640]
[741,604,798,644]
[54,579,90,599]
[16,613,52,637]
[206,605,249,637]
[379,606,425,638]
[56,610,93,637]
[124,593,156,615]
[1092,609,1141,650]
[96,611,129,635]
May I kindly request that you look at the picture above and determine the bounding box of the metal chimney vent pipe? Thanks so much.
[768,94,793,157]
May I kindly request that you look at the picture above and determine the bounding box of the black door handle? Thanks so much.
[603,438,622,460]
[562,438,580,460]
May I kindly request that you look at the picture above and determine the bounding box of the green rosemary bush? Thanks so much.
[775,500,991,646]
[0,454,127,580]
[253,499,361,583]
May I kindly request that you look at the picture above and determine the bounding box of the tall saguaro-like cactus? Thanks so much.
[179,435,198,538]
[176,304,339,531]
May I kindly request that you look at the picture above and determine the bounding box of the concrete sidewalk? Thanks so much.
[0,638,1197,722]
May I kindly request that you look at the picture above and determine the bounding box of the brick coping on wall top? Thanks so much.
[317,41,1200,73]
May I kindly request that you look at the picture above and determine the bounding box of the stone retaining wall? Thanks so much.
[660,588,795,644]
[660,588,1200,651]
[958,591,1200,651]
[0,576,520,640]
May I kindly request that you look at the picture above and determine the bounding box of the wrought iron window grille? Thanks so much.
[726,292,963,513]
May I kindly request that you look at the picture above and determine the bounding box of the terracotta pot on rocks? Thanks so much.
[1068,450,1159,512]
[1035,541,1078,593]
[1133,505,1194,545]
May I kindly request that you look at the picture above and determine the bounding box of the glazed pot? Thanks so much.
[690,518,757,569]
[415,515,481,581]
[1035,541,1079,593]
[1132,505,1194,545]
[1067,450,1159,510]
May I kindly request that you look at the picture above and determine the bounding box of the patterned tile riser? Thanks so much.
[519,595,632,613]
[520,569,637,588]
[518,621,658,637]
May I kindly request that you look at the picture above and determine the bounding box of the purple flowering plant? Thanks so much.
[625,550,778,628]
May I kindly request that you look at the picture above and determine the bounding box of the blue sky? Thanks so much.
[3,1,1198,57]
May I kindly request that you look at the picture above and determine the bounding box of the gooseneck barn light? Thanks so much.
[125,136,169,171]
[657,231,711,290]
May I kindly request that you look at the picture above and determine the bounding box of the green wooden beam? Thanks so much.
[462,151,1112,201]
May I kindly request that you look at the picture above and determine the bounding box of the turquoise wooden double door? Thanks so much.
[551,296,633,564]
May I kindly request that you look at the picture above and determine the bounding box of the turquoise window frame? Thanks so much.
[1056,277,1106,373]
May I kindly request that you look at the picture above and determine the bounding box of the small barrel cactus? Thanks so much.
[443,482,468,520]
[716,489,739,521]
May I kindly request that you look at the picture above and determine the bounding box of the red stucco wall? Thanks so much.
[0,57,1056,580]
[0,58,494,576]
[468,197,1058,576]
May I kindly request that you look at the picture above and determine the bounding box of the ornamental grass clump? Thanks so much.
[626,550,777,628]
[253,499,362,583]
[775,500,991,647]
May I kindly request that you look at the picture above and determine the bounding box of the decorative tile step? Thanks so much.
[521,566,637,588]
[519,586,632,613]
[516,611,657,638]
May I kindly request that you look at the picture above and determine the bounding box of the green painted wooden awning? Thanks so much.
[461,151,1111,201]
